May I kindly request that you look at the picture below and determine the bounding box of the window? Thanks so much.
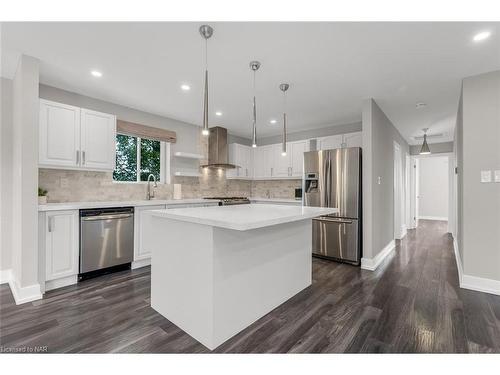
[113,134,170,183]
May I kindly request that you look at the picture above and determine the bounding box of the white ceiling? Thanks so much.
[2,22,499,144]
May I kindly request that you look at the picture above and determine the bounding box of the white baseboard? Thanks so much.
[45,275,78,292]
[132,258,151,270]
[418,216,448,221]
[400,224,408,239]
[453,237,500,296]
[9,278,42,305]
[361,240,395,271]
[0,269,12,284]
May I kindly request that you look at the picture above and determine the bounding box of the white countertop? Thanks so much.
[149,204,338,231]
[38,198,218,211]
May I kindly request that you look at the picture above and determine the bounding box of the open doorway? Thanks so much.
[412,155,450,225]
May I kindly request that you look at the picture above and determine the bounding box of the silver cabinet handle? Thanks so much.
[271,167,273,176]
[76,150,80,165]
[246,168,248,176]
[82,151,86,165]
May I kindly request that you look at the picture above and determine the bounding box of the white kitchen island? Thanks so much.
[143,203,338,350]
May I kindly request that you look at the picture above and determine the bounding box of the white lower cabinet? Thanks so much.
[134,205,166,266]
[44,210,79,287]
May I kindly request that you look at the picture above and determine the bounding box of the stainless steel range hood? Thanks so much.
[200,126,237,169]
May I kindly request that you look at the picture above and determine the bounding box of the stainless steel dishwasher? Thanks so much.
[79,207,134,279]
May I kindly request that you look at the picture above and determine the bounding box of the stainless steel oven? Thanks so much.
[79,207,134,277]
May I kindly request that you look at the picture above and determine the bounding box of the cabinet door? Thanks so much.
[45,210,79,281]
[39,100,81,168]
[318,135,343,150]
[80,108,116,170]
[262,146,275,178]
[226,144,239,178]
[273,144,291,177]
[240,145,252,178]
[343,132,363,148]
[252,147,264,178]
[291,140,308,177]
[135,205,165,261]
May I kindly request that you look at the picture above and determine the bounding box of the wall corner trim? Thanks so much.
[8,277,43,305]
[453,236,500,296]
[361,240,395,271]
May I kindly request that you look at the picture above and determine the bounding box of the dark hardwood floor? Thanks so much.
[1,220,499,353]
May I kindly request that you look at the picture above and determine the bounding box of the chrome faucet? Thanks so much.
[146,174,157,200]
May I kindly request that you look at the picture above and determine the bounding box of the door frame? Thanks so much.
[410,152,454,228]
[393,141,404,240]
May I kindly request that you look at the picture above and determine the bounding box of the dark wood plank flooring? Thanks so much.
[1,220,499,353]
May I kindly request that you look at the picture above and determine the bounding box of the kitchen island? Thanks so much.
[143,204,338,350]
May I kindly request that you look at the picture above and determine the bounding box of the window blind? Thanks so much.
[116,119,177,143]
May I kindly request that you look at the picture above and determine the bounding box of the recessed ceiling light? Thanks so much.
[473,31,491,42]
[91,70,102,77]
[269,119,277,124]
[415,102,427,109]
[215,111,222,116]
[181,84,191,91]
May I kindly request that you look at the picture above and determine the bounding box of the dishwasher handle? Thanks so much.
[81,213,133,221]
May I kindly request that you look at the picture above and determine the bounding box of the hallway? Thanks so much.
[1,220,499,353]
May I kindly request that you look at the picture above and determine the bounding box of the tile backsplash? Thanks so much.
[38,169,299,203]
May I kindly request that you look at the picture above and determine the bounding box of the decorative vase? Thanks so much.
[38,196,47,204]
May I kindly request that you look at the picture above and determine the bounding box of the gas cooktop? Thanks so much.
[204,197,250,206]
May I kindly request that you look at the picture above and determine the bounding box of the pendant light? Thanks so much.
[419,128,431,155]
[249,61,261,148]
[199,25,213,136]
[279,83,290,156]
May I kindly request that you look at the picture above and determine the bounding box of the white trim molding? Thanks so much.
[0,269,13,284]
[45,275,77,292]
[418,216,448,221]
[453,237,500,296]
[9,278,43,305]
[361,240,396,271]
[132,258,151,270]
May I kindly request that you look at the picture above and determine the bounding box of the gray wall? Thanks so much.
[257,121,361,146]
[362,98,410,260]
[459,70,500,281]
[410,141,454,155]
[1,78,13,271]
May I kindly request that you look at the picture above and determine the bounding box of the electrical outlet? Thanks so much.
[60,178,69,188]
[377,176,382,185]
[480,170,492,183]
[495,170,500,183]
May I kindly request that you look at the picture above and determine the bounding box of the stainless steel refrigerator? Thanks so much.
[303,147,362,265]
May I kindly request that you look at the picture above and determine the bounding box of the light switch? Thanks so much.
[60,178,69,188]
[480,170,492,183]
[495,170,500,183]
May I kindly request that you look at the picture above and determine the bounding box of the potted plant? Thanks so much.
[38,187,48,204]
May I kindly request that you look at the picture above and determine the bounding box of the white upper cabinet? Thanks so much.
[317,132,362,150]
[273,144,291,177]
[39,100,81,168]
[290,140,308,177]
[317,134,343,150]
[255,145,274,178]
[80,109,116,170]
[45,210,79,281]
[227,143,253,179]
[39,99,116,171]
[343,131,363,148]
